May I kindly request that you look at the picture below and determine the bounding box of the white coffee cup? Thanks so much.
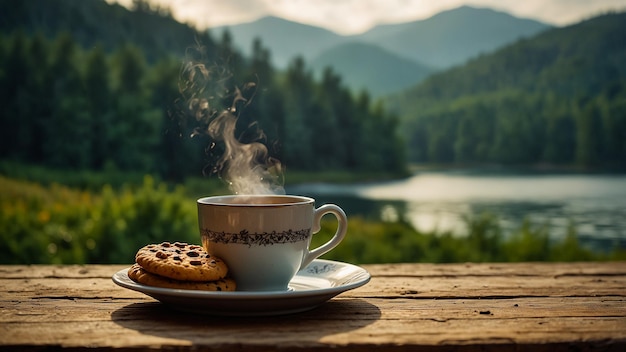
[198,195,347,291]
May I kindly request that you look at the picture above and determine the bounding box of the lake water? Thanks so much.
[286,171,626,253]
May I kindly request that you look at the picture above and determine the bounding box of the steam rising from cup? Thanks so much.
[179,45,283,195]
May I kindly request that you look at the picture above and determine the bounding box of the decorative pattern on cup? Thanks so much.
[201,228,311,247]
[306,263,337,275]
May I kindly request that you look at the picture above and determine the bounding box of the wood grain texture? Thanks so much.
[1,262,625,351]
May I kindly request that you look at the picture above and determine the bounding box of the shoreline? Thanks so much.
[408,162,626,175]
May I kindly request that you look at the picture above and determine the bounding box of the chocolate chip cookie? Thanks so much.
[135,241,228,282]
[128,263,236,291]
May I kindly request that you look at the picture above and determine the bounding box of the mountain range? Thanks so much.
[212,6,551,96]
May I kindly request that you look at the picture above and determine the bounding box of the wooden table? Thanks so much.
[1,262,625,351]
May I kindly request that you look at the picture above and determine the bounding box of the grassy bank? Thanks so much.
[2,174,624,265]
[0,161,407,193]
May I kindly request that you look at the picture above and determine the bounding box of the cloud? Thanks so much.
[463,0,626,26]
[266,0,422,34]
[146,0,271,28]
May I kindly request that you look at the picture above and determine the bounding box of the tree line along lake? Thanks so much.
[286,171,626,253]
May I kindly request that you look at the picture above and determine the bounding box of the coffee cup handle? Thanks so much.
[300,204,347,269]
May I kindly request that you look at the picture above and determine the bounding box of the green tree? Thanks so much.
[0,31,30,159]
[244,37,284,167]
[542,94,576,163]
[43,32,91,169]
[109,43,159,171]
[575,99,603,167]
[367,100,405,172]
[83,44,113,170]
[311,67,343,169]
[281,56,315,169]
[149,56,204,181]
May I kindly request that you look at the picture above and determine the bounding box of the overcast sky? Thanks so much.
[108,0,626,35]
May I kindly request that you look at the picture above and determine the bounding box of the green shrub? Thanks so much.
[86,176,198,263]
[0,176,95,263]
[313,213,614,264]
[0,175,197,264]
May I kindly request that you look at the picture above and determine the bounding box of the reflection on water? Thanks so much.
[287,172,626,252]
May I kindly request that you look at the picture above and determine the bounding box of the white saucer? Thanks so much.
[112,259,370,316]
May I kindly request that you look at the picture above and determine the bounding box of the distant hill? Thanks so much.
[212,16,345,69]
[212,6,551,97]
[356,6,551,69]
[389,11,626,112]
[212,6,550,71]
[386,12,626,168]
[310,42,434,97]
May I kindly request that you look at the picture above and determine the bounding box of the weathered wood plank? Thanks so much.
[357,275,626,298]
[2,273,625,300]
[0,265,128,279]
[364,261,626,277]
[1,296,624,324]
[2,262,625,279]
[1,307,625,349]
